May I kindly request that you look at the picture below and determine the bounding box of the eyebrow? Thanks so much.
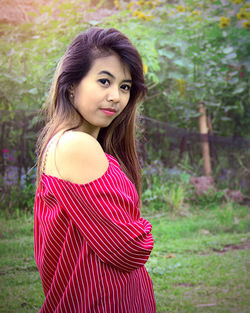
[98,71,132,83]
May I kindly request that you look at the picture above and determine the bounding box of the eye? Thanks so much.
[121,84,131,92]
[98,78,110,86]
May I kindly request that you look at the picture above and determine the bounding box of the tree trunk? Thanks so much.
[198,104,212,176]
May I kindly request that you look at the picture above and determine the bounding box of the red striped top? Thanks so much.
[34,153,156,313]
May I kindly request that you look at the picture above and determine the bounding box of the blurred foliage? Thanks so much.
[127,0,250,137]
[0,0,249,137]
[0,171,36,217]
[141,158,228,215]
[0,0,249,213]
[0,0,90,113]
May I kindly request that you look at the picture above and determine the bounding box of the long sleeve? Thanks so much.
[35,153,156,313]
[41,154,153,272]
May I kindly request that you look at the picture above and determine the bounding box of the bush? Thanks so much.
[0,172,36,218]
[142,160,192,214]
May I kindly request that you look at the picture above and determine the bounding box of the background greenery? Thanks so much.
[1,0,249,135]
[0,1,250,312]
[1,0,250,214]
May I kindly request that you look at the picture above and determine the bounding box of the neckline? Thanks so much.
[41,153,113,187]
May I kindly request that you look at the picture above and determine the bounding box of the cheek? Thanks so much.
[74,88,83,105]
[121,94,130,109]
[119,99,130,116]
[74,81,96,104]
[75,89,93,107]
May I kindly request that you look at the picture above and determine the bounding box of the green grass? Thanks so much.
[146,203,250,313]
[0,203,249,313]
[0,213,44,313]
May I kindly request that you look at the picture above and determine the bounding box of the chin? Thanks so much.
[101,122,112,128]
[98,120,114,128]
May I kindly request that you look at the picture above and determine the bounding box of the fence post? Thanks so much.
[198,104,212,176]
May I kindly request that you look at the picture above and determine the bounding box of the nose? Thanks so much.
[107,86,120,103]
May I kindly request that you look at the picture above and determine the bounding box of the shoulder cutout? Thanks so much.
[45,131,109,185]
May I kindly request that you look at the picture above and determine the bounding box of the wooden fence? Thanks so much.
[1,110,250,193]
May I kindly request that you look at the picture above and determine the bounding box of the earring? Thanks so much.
[69,86,74,102]
[69,92,74,104]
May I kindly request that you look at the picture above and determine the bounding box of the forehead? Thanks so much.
[90,54,131,78]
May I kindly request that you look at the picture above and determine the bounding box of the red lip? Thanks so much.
[100,108,117,116]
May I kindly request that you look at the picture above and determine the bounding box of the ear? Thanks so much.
[69,84,74,93]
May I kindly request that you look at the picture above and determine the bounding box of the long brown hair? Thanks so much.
[36,27,147,197]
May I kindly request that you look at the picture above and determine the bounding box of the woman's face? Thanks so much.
[73,54,132,138]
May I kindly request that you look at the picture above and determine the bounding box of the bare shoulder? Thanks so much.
[47,130,109,184]
[57,130,102,155]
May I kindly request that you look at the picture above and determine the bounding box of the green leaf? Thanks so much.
[224,52,237,60]
[232,87,245,95]
[228,77,239,85]
[224,105,236,113]
[194,82,205,88]
[167,72,184,80]
[223,47,234,54]
[206,102,221,107]
[228,71,238,77]
[173,59,185,67]
[89,20,100,26]
[28,88,38,95]
[159,50,175,59]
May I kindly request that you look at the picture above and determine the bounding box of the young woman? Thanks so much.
[34,27,156,313]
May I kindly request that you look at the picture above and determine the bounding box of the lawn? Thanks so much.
[0,202,249,313]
